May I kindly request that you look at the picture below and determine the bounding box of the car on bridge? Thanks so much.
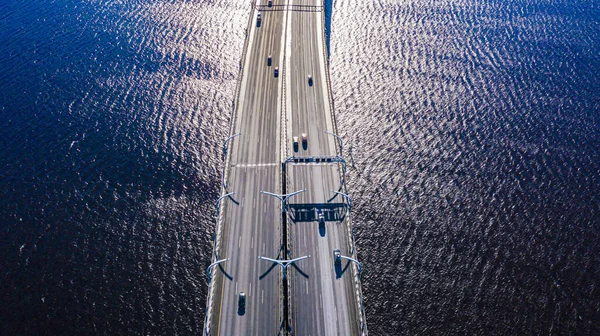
[308,75,313,86]
[293,136,299,152]
[238,292,246,314]
[318,210,325,227]
[274,66,279,77]
[267,55,272,66]
[302,133,308,149]
[333,249,341,265]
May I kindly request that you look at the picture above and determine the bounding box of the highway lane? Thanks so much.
[210,1,287,334]
[285,0,362,334]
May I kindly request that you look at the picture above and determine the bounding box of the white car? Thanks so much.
[293,136,299,152]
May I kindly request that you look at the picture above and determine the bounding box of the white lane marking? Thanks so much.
[306,281,309,294]
[233,163,280,168]
[262,289,264,304]
[235,282,238,294]
[250,282,252,294]
[251,236,254,248]
[238,236,241,248]
[253,197,256,209]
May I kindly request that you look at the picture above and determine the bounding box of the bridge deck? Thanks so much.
[205,0,365,334]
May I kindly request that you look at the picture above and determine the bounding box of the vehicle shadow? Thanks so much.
[319,224,326,237]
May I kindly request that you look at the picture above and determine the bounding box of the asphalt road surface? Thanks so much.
[210,1,286,334]
[209,0,361,334]
[285,0,361,334]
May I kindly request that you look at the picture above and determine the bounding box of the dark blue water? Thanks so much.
[1,0,599,335]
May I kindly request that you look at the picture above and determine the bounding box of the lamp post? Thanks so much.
[331,190,353,209]
[222,133,241,160]
[215,192,237,217]
[206,258,229,282]
[258,255,311,279]
[260,189,306,213]
[324,131,343,155]
[339,255,363,276]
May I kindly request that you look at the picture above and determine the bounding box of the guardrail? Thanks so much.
[203,1,257,334]
[318,2,369,334]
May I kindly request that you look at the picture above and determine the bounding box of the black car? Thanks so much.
[238,292,246,309]
[333,249,341,265]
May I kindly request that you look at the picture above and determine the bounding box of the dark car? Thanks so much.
[274,66,279,78]
[267,55,272,66]
[333,249,341,265]
[238,292,246,309]
[268,0,272,7]
[308,75,313,86]
[318,210,325,228]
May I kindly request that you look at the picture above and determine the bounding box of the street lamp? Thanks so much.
[338,254,363,276]
[324,131,343,155]
[222,133,240,160]
[215,192,237,217]
[260,189,306,213]
[331,190,353,209]
[206,258,229,282]
[258,255,311,279]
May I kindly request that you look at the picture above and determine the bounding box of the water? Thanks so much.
[330,0,600,334]
[1,0,599,335]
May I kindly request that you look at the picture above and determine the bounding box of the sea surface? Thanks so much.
[1,0,599,335]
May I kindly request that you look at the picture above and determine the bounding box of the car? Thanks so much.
[333,249,341,264]
[256,13,261,26]
[301,133,307,149]
[267,55,272,66]
[318,211,325,224]
[274,66,279,77]
[308,75,313,86]
[293,136,299,152]
[268,0,272,7]
[238,292,246,309]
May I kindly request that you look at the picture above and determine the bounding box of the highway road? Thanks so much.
[209,1,287,334]
[207,0,364,334]
[284,0,362,334]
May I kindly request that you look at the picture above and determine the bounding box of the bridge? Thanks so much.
[204,0,367,334]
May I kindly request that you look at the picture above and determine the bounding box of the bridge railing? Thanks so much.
[203,0,258,334]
